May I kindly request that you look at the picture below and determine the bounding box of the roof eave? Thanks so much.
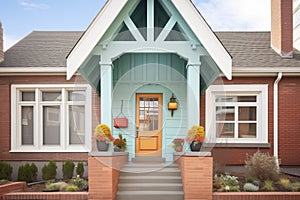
[171,0,232,80]
[66,0,129,80]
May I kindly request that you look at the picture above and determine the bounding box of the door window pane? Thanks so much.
[69,105,85,144]
[139,97,159,131]
[43,106,60,145]
[21,92,35,101]
[21,106,34,145]
[42,92,61,101]
[68,91,86,101]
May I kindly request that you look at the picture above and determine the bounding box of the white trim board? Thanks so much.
[66,0,232,80]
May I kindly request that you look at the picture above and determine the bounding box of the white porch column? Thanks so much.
[100,63,113,128]
[187,63,201,128]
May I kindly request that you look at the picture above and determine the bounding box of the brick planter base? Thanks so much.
[213,192,300,200]
[3,192,88,200]
[174,152,213,200]
[88,152,128,200]
[0,182,26,199]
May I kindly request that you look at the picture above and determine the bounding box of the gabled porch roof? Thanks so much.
[66,0,232,81]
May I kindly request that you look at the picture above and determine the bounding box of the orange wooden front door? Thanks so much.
[135,94,162,157]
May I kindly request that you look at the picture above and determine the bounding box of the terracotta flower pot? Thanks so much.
[175,146,183,152]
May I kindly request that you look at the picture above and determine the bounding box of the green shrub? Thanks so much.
[287,182,300,192]
[0,161,13,181]
[66,185,78,192]
[264,180,274,191]
[62,160,75,179]
[280,178,290,187]
[0,179,8,185]
[18,163,38,182]
[45,181,68,191]
[71,177,88,188]
[245,151,279,182]
[76,162,84,177]
[243,183,259,192]
[214,174,240,192]
[42,161,57,180]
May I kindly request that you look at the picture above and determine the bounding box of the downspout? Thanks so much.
[274,72,282,166]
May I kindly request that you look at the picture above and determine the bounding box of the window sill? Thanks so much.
[10,149,90,153]
[203,143,271,148]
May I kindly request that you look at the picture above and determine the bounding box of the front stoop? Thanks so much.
[117,162,184,200]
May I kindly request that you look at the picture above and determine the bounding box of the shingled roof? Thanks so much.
[0,31,83,68]
[0,31,300,69]
[215,31,300,68]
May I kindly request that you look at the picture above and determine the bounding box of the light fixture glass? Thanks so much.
[168,93,178,117]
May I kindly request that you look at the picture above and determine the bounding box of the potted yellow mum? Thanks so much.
[185,125,205,151]
[93,124,114,151]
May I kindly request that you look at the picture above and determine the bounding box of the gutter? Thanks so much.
[273,72,282,166]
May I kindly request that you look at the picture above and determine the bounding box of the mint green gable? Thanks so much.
[72,0,230,160]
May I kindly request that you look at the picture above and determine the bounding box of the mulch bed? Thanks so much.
[225,172,300,192]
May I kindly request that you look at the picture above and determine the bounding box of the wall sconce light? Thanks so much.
[168,93,178,117]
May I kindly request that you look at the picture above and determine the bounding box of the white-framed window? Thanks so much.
[11,84,92,152]
[205,85,268,144]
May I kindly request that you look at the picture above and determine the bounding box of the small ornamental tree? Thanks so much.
[62,160,75,179]
[76,162,84,178]
[0,161,13,180]
[18,163,38,182]
[42,161,57,180]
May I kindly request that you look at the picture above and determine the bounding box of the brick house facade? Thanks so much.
[0,0,299,180]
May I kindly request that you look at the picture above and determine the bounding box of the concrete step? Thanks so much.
[117,191,184,200]
[119,175,182,184]
[123,162,178,168]
[131,157,166,162]
[117,161,183,200]
[120,167,181,176]
[118,183,183,191]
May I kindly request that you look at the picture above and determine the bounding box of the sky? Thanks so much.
[0,0,271,51]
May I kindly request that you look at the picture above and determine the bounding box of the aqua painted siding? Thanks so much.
[112,53,187,161]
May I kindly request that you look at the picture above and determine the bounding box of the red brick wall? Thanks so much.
[271,0,293,55]
[175,156,213,200]
[278,77,300,165]
[88,154,128,200]
[201,76,300,165]
[0,75,100,161]
[213,192,300,200]
[0,182,26,199]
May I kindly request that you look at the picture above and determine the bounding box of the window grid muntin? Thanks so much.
[14,86,88,151]
[215,96,259,139]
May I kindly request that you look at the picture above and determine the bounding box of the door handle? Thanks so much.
[136,126,139,138]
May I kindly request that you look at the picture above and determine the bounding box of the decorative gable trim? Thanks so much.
[171,0,232,80]
[67,0,128,80]
[67,0,232,80]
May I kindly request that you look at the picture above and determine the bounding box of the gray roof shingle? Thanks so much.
[0,31,83,68]
[0,31,299,69]
[215,31,300,68]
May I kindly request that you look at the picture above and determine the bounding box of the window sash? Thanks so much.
[11,84,92,152]
[205,84,268,144]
